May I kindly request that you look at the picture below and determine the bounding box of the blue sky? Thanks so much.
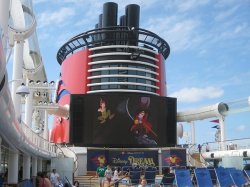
[28,0,250,145]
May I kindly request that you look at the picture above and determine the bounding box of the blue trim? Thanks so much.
[56,89,70,102]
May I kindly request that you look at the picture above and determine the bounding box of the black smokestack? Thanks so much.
[125,4,140,46]
[98,14,103,41]
[98,14,103,28]
[119,15,126,26]
[94,23,99,42]
[125,4,140,28]
[102,2,118,44]
[102,2,118,27]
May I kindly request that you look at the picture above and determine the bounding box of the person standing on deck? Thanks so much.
[96,163,106,187]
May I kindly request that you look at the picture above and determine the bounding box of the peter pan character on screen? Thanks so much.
[97,98,115,124]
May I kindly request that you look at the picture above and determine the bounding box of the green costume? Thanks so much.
[98,109,111,123]
[96,166,106,177]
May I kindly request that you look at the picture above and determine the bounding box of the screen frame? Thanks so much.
[69,93,177,148]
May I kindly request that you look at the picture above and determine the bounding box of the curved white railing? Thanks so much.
[87,81,159,89]
[88,66,159,75]
[21,120,57,155]
[88,74,159,82]
[0,76,57,158]
[89,52,159,62]
[88,59,159,69]
[87,88,159,95]
[89,45,158,55]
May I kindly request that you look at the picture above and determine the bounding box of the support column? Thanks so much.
[43,110,48,140]
[176,132,179,145]
[37,159,42,172]
[32,157,37,177]
[219,116,225,151]
[23,155,31,180]
[25,88,33,127]
[11,41,24,121]
[158,148,162,175]
[190,121,196,145]
[8,151,18,185]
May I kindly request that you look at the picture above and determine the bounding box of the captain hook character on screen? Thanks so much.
[97,98,115,124]
[130,110,157,145]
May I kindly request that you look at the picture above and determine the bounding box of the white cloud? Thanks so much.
[236,125,246,132]
[37,32,50,41]
[37,7,75,28]
[176,0,209,12]
[214,6,239,21]
[54,32,75,48]
[145,16,200,52]
[170,86,224,103]
[33,0,48,4]
[198,49,207,56]
[234,23,248,34]
[214,0,239,9]
[167,19,200,51]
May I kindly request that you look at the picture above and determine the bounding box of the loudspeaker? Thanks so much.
[211,153,214,158]
[166,97,177,146]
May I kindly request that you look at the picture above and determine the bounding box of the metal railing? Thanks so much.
[21,120,57,155]
[202,138,250,152]
[57,26,170,64]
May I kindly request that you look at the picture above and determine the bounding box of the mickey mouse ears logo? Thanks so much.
[91,155,107,165]
[164,155,181,165]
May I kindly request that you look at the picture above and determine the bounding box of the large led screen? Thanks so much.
[70,94,177,148]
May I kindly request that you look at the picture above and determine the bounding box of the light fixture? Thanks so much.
[43,81,48,86]
[34,91,40,97]
[38,101,43,105]
[36,80,41,85]
[16,83,30,96]
[28,80,34,86]
[49,81,55,86]
[42,92,47,98]
[44,101,48,105]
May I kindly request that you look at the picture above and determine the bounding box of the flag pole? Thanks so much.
[189,121,196,145]
[219,116,225,151]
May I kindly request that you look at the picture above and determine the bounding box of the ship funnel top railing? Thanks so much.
[57,26,170,64]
